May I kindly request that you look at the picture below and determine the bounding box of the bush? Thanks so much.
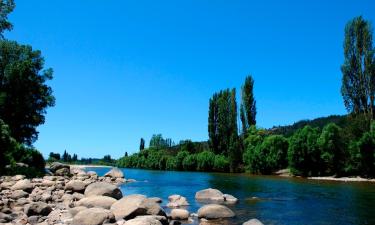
[196,151,215,171]
[317,123,346,175]
[357,131,375,177]
[182,154,197,171]
[175,151,189,170]
[165,157,177,170]
[288,126,321,176]
[213,154,230,172]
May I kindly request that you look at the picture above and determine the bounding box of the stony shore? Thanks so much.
[0,163,263,225]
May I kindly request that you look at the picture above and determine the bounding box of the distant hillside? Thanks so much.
[269,115,347,137]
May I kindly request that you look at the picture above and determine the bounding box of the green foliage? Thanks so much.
[0,119,18,173]
[0,40,55,145]
[288,126,321,176]
[175,150,189,170]
[182,154,197,171]
[240,75,256,134]
[341,16,375,119]
[317,123,346,175]
[196,150,215,171]
[357,131,375,177]
[0,0,15,38]
[213,154,229,172]
[149,134,173,150]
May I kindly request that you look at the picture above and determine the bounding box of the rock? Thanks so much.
[170,209,189,220]
[223,194,238,204]
[76,196,117,209]
[28,215,40,224]
[11,179,33,193]
[87,171,98,177]
[148,197,162,204]
[11,190,29,199]
[243,219,264,225]
[104,168,124,178]
[0,181,15,189]
[69,206,88,217]
[12,175,26,181]
[197,204,235,219]
[55,167,70,176]
[24,202,52,216]
[49,162,70,173]
[84,182,123,200]
[65,180,87,193]
[124,216,163,225]
[48,208,73,224]
[195,188,238,204]
[167,195,189,208]
[72,207,115,225]
[110,195,166,220]
[72,192,85,201]
[0,212,12,222]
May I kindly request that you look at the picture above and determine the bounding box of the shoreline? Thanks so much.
[69,164,113,169]
[308,176,375,183]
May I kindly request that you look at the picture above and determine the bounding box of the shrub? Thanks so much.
[182,154,197,171]
[213,154,229,172]
[196,151,215,171]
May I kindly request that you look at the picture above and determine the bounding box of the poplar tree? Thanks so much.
[341,16,375,119]
[240,75,257,135]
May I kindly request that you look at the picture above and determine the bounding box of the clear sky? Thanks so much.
[6,0,375,158]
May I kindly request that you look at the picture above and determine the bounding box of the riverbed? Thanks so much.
[85,167,375,225]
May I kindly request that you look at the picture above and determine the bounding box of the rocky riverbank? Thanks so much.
[0,163,263,225]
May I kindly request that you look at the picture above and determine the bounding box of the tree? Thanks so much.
[317,123,346,175]
[0,0,15,38]
[341,16,375,119]
[0,119,18,173]
[208,89,239,157]
[139,138,145,150]
[240,75,257,134]
[124,151,128,157]
[357,131,375,177]
[0,41,55,145]
[72,153,78,162]
[196,150,215,171]
[48,152,60,161]
[288,126,321,176]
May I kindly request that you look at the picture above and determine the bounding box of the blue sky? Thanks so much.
[6,0,375,158]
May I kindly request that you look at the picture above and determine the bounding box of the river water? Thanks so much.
[85,167,375,225]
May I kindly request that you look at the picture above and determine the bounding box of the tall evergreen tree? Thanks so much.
[240,75,256,134]
[341,16,375,119]
[208,93,219,153]
[139,138,145,150]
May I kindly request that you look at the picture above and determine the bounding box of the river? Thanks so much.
[84,167,375,225]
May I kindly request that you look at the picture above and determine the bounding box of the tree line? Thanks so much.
[118,16,375,178]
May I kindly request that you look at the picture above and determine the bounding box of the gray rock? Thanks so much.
[84,182,122,200]
[49,162,70,173]
[11,190,29,199]
[76,196,117,209]
[110,194,166,221]
[11,179,33,193]
[243,219,264,225]
[104,168,124,179]
[170,209,189,220]
[195,188,224,202]
[65,180,87,193]
[167,195,189,208]
[72,207,115,225]
[24,202,52,216]
[223,194,238,204]
[124,216,163,225]
[197,204,235,219]
[55,167,70,176]
[69,206,88,217]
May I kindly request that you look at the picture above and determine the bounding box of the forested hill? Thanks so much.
[269,115,347,137]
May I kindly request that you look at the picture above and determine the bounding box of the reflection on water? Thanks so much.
[85,167,375,225]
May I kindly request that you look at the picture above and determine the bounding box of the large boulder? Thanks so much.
[124,216,163,225]
[24,202,52,216]
[167,195,189,208]
[104,168,124,178]
[195,188,238,204]
[197,204,235,219]
[11,179,33,193]
[65,180,87,193]
[110,195,166,220]
[49,162,70,173]
[76,196,117,209]
[72,207,115,225]
[170,209,189,220]
[243,219,264,225]
[84,182,123,199]
[195,188,224,201]
[55,167,70,176]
